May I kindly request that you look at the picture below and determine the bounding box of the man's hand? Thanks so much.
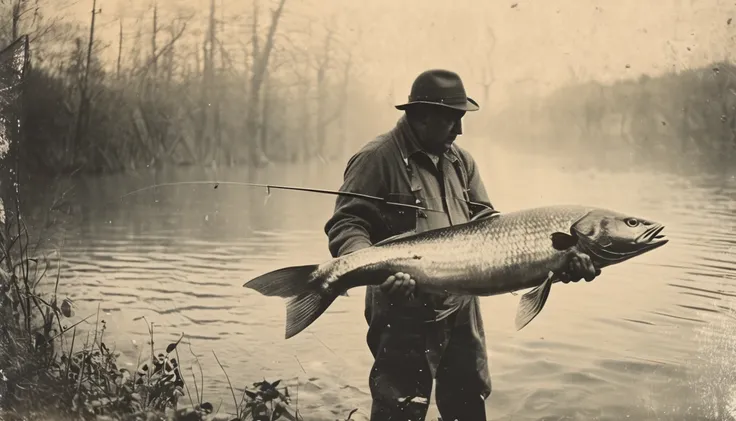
[380,272,417,299]
[561,253,601,284]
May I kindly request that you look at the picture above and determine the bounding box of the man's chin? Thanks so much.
[424,141,454,155]
[426,146,448,155]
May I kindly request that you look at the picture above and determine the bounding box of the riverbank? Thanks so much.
[0,189,362,421]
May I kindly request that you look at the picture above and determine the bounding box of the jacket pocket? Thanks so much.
[384,188,421,235]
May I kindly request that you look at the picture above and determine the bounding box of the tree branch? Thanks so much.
[131,21,188,78]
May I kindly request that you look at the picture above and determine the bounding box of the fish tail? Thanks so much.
[243,264,340,339]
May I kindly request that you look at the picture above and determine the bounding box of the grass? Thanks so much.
[0,188,362,421]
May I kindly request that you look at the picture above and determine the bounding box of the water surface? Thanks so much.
[25,141,736,421]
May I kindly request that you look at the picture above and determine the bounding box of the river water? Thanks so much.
[24,139,736,421]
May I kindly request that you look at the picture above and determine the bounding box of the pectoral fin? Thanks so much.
[550,232,577,250]
[514,271,556,330]
[425,294,472,323]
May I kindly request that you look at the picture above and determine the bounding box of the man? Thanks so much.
[324,69,600,421]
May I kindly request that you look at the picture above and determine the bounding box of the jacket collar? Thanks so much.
[392,115,459,166]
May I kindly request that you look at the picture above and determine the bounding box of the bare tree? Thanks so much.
[334,45,354,160]
[313,23,333,161]
[309,17,355,162]
[195,0,219,163]
[13,0,403,173]
[116,18,123,79]
[243,0,288,165]
[11,0,25,40]
[479,26,496,108]
[1,0,62,58]
[69,0,99,165]
[131,20,189,86]
[151,1,158,85]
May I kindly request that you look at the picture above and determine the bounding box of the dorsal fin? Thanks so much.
[373,229,417,247]
[471,208,501,222]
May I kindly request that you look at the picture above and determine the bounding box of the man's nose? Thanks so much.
[452,119,463,135]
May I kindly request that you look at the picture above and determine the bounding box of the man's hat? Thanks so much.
[395,69,479,112]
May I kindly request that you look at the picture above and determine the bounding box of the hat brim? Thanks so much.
[394,97,480,112]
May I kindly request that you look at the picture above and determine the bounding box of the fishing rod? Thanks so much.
[119,181,495,215]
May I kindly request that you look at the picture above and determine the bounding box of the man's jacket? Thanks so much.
[324,115,495,258]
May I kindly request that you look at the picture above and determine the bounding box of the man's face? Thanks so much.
[415,106,466,155]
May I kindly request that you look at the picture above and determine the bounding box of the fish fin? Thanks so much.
[550,232,578,251]
[470,208,500,221]
[243,264,320,297]
[243,264,341,338]
[431,306,459,323]
[514,271,555,331]
[284,289,338,339]
[426,295,471,323]
[373,229,417,247]
[340,290,349,297]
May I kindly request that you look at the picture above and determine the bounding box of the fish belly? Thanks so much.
[384,244,568,297]
[347,236,566,297]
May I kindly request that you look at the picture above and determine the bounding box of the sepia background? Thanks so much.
[0,0,735,420]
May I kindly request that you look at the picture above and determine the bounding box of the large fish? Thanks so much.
[243,205,669,339]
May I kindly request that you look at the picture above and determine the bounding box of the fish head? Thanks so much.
[571,208,669,266]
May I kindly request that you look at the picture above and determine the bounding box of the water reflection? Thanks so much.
[22,142,736,421]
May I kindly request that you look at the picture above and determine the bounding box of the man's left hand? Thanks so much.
[561,253,601,284]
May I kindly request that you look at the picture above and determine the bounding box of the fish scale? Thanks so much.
[244,204,669,339]
[329,206,594,297]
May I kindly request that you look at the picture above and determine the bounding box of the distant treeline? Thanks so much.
[487,61,736,173]
[0,0,389,176]
[4,0,735,177]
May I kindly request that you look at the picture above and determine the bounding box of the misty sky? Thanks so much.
[60,0,735,111]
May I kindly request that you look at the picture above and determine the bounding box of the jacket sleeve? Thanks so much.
[324,148,387,258]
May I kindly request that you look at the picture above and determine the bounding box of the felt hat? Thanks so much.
[395,69,479,112]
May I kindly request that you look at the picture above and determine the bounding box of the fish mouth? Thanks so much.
[636,224,669,248]
[577,222,669,265]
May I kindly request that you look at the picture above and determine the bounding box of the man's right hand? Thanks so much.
[380,272,416,299]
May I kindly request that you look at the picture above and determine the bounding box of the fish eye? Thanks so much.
[625,218,639,227]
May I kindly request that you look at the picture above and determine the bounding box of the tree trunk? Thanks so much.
[71,0,97,169]
[244,0,288,166]
[116,18,123,80]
